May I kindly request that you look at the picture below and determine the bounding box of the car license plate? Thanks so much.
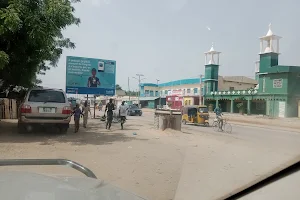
[39,107,55,113]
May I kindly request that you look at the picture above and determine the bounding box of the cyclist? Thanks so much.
[214,104,223,131]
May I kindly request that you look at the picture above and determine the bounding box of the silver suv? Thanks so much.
[18,88,72,133]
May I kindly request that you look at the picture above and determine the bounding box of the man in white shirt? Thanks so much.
[119,101,128,130]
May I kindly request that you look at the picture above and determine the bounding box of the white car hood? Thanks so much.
[0,171,146,200]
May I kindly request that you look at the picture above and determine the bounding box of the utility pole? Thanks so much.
[199,74,203,105]
[156,79,161,108]
[128,77,131,101]
[133,74,145,107]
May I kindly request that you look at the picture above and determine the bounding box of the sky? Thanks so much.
[40,0,300,91]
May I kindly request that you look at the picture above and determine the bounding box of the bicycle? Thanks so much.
[212,117,232,134]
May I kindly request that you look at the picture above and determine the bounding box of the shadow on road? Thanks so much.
[0,121,148,146]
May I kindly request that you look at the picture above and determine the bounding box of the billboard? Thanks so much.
[66,56,116,95]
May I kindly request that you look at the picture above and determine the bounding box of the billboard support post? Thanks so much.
[93,95,96,119]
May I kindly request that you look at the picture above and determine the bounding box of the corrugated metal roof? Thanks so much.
[140,83,158,87]
[159,78,204,87]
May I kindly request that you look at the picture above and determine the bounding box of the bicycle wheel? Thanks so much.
[224,123,232,134]
[212,122,219,132]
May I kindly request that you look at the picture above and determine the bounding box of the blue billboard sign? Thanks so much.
[66,56,116,95]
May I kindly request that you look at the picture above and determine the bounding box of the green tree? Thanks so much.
[115,84,122,90]
[0,0,80,89]
[125,90,138,96]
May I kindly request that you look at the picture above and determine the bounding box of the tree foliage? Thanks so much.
[125,90,138,96]
[0,0,80,89]
[115,84,122,90]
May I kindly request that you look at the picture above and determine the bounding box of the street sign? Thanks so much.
[66,56,116,95]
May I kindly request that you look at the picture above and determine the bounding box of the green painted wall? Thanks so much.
[259,53,279,73]
[147,100,155,109]
[202,51,300,118]
[251,101,266,115]
[205,81,213,94]
[266,99,287,118]
[288,73,300,95]
[255,73,259,81]
[258,73,288,94]
[204,64,219,93]
[286,97,298,117]
[205,64,219,79]
[286,73,300,117]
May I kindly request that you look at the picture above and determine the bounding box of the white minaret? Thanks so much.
[204,43,221,65]
[259,23,282,54]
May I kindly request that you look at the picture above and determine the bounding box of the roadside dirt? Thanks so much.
[1,110,300,200]
[0,116,186,200]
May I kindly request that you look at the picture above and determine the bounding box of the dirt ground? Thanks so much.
[0,114,187,200]
[1,110,300,200]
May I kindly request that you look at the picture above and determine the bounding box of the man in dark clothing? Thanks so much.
[105,98,115,130]
[87,68,100,88]
[72,104,84,133]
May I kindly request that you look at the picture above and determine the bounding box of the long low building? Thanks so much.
[139,75,257,109]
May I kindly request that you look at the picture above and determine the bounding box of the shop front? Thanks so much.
[166,95,183,110]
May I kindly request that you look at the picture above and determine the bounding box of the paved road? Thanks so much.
[142,111,300,153]
[1,110,300,200]
[141,111,300,200]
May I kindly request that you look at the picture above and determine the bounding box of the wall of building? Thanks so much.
[218,77,257,91]
[143,86,160,97]
[160,83,203,97]
[258,73,288,94]
[140,79,204,98]
[288,73,300,95]
[183,97,194,106]
[141,76,257,99]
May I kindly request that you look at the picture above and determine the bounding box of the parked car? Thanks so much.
[0,158,146,200]
[18,88,72,133]
[127,104,142,116]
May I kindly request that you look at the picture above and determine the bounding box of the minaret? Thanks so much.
[204,43,221,94]
[259,24,282,73]
[255,60,260,81]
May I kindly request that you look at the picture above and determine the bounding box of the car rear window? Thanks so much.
[130,105,138,109]
[28,90,66,103]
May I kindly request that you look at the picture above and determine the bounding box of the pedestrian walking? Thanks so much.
[105,98,115,130]
[99,102,103,111]
[83,101,91,128]
[119,101,128,130]
[72,104,84,133]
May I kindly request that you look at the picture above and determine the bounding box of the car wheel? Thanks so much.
[59,127,68,134]
[139,113,142,116]
[18,124,26,134]
[59,125,69,134]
